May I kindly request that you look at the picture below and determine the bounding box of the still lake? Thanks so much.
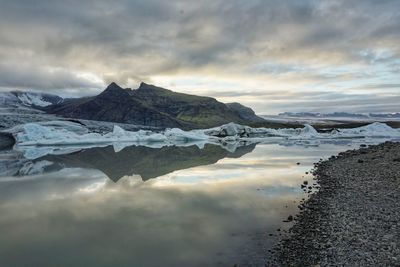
[0,141,377,266]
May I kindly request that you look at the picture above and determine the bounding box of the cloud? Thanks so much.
[0,62,104,92]
[250,92,400,114]
[0,0,399,112]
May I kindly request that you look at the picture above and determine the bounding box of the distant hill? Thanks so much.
[278,112,400,119]
[44,82,266,129]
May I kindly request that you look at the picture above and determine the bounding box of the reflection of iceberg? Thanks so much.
[1,143,256,182]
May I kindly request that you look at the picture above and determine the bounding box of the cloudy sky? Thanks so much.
[0,0,399,114]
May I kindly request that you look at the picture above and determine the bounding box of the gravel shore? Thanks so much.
[274,141,400,266]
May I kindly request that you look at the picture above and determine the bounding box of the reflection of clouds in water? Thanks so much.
[154,167,304,189]
[0,143,365,266]
[151,143,349,187]
[0,178,299,267]
[0,143,359,203]
[0,168,106,203]
[81,175,147,193]
[30,175,147,200]
[77,180,107,194]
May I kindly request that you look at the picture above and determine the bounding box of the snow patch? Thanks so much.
[0,92,19,106]
[17,93,52,107]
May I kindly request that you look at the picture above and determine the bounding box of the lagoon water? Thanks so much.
[0,142,380,266]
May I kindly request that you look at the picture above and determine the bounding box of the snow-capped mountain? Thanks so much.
[277,112,400,119]
[0,91,63,109]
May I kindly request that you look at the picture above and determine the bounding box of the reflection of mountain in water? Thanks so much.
[43,144,256,182]
[2,144,256,182]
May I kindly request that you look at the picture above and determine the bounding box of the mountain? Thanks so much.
[368,113,400,119]
[226,102,265,122]
[44,82,265,129]
[11,91,63,107]
[0,91,63,108]
[278,112,370,119]
[277,112,400,120]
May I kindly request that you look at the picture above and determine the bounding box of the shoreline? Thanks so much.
[273,141,400,266]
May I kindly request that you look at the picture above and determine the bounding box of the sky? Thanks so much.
[0,0,399,114]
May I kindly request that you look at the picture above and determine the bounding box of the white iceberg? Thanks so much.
[12,121,400,147]
[205,122,253,137]
[332,122,400,138]
[9,120,400,159]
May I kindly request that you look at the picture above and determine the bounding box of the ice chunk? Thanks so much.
[14,122,95,146]
[164,128,209,141]
[205,123,253,137]
[300,124,318,136]
[335,122,400,138]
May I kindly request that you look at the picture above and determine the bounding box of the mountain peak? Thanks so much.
[138,82,162,91]
[138,82,149,88]
[98,82,131,99]
[105,82,123,91]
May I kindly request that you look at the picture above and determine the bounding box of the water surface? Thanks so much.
[0,142,377,266]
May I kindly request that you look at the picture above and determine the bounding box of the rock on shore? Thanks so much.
[274,141,400,266]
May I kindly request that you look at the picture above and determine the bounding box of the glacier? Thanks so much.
[17,93,52,107]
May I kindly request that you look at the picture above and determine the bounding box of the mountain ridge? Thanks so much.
[44,82,266,129]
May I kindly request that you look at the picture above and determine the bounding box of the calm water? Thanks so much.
[0,142,371,266]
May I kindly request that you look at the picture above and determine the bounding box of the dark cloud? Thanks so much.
[0,0,399,112]
[0,62,104,92]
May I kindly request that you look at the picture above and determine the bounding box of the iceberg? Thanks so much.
[332,122,400,138]
[13,123,210,147]
[205,122,253,137]
[11,121,400,147]
[8,120,400,159]
[10,121,212,159]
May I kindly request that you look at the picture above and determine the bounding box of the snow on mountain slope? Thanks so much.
[12,91,63,107]
[0,91,63,108]
[17,93,52,107]
[0,92,20,106]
